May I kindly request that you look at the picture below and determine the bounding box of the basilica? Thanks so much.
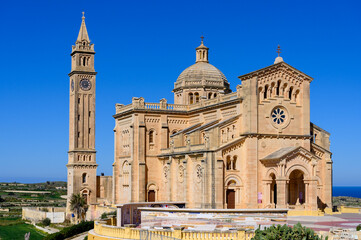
[67,15,333,214]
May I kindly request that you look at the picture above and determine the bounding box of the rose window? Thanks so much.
[272,108,286,124]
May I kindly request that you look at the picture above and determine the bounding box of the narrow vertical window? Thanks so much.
[264,85,268,99]
[149,130,154,144]
[289,87,293,100]
[89,128,91,134]
[78,98,81,104]
[82,173,87,183]
[195,92,200,103]
[189,93,194,104]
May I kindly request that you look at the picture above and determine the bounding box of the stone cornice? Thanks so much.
[113,97,241,119]
[241,133,312,139]
[311,142,332,155]
[238,62,313,83]
[68,71,97,77]
[68,150,97,153]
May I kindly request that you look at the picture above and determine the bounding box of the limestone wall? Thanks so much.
[22,207,66,223]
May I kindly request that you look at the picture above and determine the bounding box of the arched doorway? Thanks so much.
[80,189,89,205]
[288,169,305,205]
[148,190,155,202]
[147,184,158,202]
[226,180,237,209]
[270,173,277,206]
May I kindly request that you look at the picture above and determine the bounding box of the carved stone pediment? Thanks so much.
[261,146,319,166]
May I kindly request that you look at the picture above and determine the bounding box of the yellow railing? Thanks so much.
[90,221,255,240]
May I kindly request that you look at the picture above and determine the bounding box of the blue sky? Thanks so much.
[0,0,360,186]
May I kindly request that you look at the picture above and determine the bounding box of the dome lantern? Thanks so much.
[196,36,209,63]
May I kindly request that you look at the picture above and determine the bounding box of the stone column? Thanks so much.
[307,179,318,210]
[262,181,271,207]
[116,207,122,227]
[276,178,287,208]
[170,157,177,202]
[186,156,193,208]
[215,159,224,209]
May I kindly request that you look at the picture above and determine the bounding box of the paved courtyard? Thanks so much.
[287,213,361,231]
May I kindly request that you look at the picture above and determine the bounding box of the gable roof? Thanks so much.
[238,62,313,82]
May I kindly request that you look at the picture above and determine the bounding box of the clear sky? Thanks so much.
[0,0,360,186]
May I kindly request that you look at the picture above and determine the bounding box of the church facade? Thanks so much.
[67,15,333,213]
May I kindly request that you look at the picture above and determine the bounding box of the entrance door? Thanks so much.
[226,190,235,209]
[148,190,155,202]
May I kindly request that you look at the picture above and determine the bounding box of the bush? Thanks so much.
[252,223,328,240]
[43,221,94,240]
[357,224,361,231]
[42,218,51,226]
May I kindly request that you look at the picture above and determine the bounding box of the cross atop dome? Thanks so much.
[196,36,209,63]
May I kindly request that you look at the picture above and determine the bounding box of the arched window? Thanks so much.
[208,92,212,99]
[295,89,300,104]
[149,130,154,144]
[276,81,281,96]
[214,93,217,98]
[288,87,293,100]
[122,161,130,186]
[82,173,87,183]
[195,92,200,103]
[264,85,269,99]
[189,93,194,104]
[83,57,86,66]
[232,156,237,170]
[226,156,232,170]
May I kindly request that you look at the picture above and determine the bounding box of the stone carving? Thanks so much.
[196,165,203,183]
[163,165,169,182]
[178,165,185,182]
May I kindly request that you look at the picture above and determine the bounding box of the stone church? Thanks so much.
[67,15,333,213]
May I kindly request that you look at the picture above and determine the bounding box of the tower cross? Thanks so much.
[201,35,204,43]
[276,44,281,56]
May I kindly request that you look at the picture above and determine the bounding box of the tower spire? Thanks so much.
[196,36,209,63]
[76,12,90,43]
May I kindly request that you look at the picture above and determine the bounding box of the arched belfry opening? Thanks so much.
[288,169,306,205]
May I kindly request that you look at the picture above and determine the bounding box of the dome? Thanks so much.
[176,62,228,85]
[173,38,231,94]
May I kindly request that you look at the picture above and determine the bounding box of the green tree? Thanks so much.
[252,223,328,240]
[42,218,51,226]
[70,194,87,223]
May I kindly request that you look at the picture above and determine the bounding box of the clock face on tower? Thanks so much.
[80,79,91,91]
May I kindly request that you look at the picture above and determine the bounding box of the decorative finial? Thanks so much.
[276,44,281,57]
[82,12,85,20]
[200,35,204,44]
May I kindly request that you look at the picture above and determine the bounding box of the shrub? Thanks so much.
[357,224,361,231]
[42,217,51,226]
[84,236,88,240]
[100,212,107,219]
[43,221,94,240]
[252,223,328,240]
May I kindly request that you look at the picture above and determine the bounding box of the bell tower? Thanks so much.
[67,12,98,211]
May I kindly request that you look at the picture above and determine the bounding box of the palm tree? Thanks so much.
[70,193,87,223]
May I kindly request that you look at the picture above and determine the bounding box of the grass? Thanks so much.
[0,223,46,240]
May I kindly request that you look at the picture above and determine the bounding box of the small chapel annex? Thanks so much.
[67,15,333,213]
